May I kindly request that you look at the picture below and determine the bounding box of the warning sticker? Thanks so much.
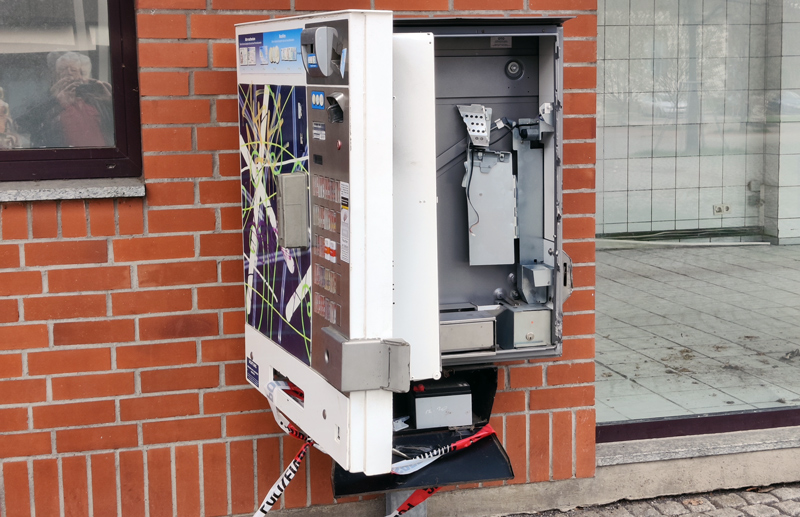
[341,209,350,264]
[340,182,350,264]
[490,36,512,48]
[312,122,326,141]
[246,357,260,387]
[340,181,350,210]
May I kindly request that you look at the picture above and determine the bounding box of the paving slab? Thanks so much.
[681,497,715,513]
[775,501,800,517]
[652,501,690,516]
[704,509,744,517]
[711,495,749,508]
[772,489,800,502]
[742,494,781,506]
[741,505,781,517]
[625,502,662,517]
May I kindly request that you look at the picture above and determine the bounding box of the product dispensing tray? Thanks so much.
[332,367,514,497]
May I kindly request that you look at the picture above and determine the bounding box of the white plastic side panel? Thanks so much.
[347,391,366,472]
[362,12,394,341]
[346,11,395,475]
[347,12,394,341]
[361,389,393,475]
[246,326,350,466]
[347,14,369,340]
[392,33,441,381]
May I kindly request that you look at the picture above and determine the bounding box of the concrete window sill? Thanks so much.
[0,177,145,202]
[597,426,800,466]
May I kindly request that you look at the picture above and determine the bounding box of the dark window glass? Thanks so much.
[0,0,140,181]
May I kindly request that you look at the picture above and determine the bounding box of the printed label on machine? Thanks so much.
[490,36,512,48]
[311,91,325,110]
[340,181,350,209]
[246,357,260,386]
[238,29,304,75]
[340,181,350,264]
[312,122,326,140]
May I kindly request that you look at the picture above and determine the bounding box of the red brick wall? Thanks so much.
[0,2,596,515]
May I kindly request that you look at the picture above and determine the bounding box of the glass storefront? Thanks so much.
[596,0,800,426]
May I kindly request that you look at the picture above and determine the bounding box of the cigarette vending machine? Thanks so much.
[236,12,570,485]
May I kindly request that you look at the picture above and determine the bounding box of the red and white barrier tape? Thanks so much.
[385,487,442,517]
[254,381,317,516]
[254,439,313,515]
[254,381,496,516]
[390,424,495,475]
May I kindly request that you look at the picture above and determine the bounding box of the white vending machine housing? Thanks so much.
[236,11,440,476]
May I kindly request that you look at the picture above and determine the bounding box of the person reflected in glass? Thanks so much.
[17,52,113,148]
[0,86,20,150]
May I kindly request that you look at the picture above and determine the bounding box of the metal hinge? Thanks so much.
[555,45,560,59]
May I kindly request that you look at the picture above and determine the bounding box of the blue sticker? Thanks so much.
[238,29,304,75]
[311,91,325,110]
[307,53,319,69]
[246,357,260,387]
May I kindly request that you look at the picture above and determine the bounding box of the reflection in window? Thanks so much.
[0,0,114,150]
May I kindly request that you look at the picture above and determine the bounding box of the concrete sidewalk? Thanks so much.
[504,482,800,517]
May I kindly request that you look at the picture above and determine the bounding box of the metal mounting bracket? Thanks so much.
[316,328,411,393]
[457,104,492,147]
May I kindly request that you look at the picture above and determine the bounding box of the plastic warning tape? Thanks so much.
[265,381,325,453]
[256,381,495,515]
[253,439,313,516]
[390,424,496,475]
[385,487,441,517]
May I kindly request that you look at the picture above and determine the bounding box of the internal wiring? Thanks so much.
[465,146,480,235]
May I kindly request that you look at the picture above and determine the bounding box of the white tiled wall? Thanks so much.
[597,0,767,234]
[774,1,800,239]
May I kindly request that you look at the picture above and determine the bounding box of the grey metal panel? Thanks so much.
[439,309,499,353]
[538,36,557,270]
[435,55,540,99]
[439,322,493,352]
[516,146,545,264]
[276,172,310,249]
[466,151,516,265]
[495,304,551,349]
[433,37,543,306]
[539,31,568,345]
[436,99,537,306]
[417,25,568,364]
[434,36,540,53]
[308,85,351,357]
